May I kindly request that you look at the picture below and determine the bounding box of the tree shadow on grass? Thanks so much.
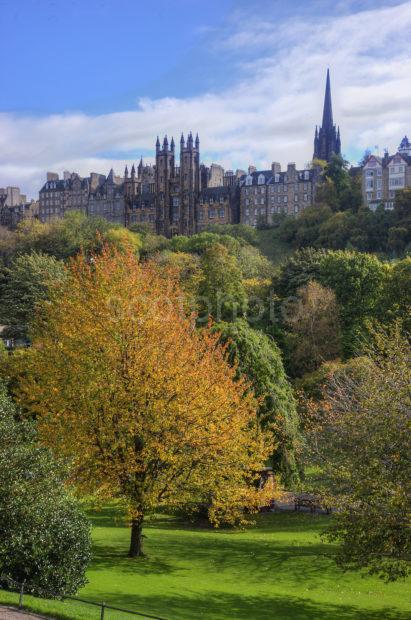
[100,591,410,620]
[90,530,341,589]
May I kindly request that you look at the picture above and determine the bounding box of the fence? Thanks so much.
[0,574,168,620]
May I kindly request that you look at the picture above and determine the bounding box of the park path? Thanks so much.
[0,607,50,619]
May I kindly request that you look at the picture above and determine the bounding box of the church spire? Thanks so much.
[313,69,341,162]
[322,68,333,129]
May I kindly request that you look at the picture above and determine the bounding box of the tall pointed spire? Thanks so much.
[322,68,333,129]
[313,69,341,162]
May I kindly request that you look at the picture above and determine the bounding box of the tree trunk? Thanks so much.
[128,517,144,557]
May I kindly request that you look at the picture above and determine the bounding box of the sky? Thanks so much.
[1,0,410,199]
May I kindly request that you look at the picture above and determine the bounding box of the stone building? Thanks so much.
[0,186,38,227]
[362,136,411,210]
[313,69,341,162]
[125,133,237,236]
[239,163,317,227]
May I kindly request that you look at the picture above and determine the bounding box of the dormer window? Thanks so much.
[275,174,280,182]
[245,175,253,186]
[257,174,265,185]
[304,171,309,180]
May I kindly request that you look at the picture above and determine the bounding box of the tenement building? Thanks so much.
[0,186,39,227]
[239,163,318,227]
[362,136,411,210]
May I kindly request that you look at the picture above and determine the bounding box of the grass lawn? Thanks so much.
[1,505,410,620]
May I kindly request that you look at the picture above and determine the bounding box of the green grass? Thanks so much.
[1,506,410,620]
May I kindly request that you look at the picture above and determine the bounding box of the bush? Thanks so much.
[0,384,91,597]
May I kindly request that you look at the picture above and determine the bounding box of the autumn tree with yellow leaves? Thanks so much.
[8,248,270,557]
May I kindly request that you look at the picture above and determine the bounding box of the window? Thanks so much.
[377,180,382,189]
[304,171,309,180]
[283,196,288,203]
[245,199,249,206]
[245,175,253,186]
[377,168,382,177]
[219,208,225,218]
[366,179,374,190]
[209,209,216,219]
[258,174,265,185]
[377,191,382,199]
[294,195,298,202]
[260,198,264,205]
[275,174,280,182]
[366,169,374,177]
[304,194,308,201]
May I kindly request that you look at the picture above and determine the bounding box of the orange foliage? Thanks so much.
[9,247,271,553]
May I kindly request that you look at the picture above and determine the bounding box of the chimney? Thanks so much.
[47,172,59,181]
[271,162,281,174]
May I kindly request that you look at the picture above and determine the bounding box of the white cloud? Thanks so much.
[1,1,411,198]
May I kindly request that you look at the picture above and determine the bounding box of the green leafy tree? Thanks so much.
[0,252,66,339]
[307,328,410,581]
[285,281,342,376]
[318,250,387,356]
[274,247,328,298]
[198,243,248,322]
[0,383,91,596]
[382,257,411,332]
[213,319,300,486]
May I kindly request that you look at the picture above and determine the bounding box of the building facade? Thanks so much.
[239,163,318,227]
[33,70,347,235]
[362,136,411,210]
[0,185,39,227]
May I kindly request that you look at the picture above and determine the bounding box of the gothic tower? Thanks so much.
[179,132,200,235]
[155,135,175,236]
[313,69,341,162]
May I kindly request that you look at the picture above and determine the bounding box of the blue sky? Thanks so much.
[1,0,410,197]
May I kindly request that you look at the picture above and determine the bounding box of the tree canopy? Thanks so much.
[8,248,270,557]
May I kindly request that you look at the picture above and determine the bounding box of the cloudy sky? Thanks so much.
[1,0,410,199]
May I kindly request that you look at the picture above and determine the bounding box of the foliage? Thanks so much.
[213,319,300,486]
[274,247,328,298]
[0,383,91,597]
[284,281,342,376]
[382,257,411,332]
[318,250,388,356]
[198,243,248,323]
[0,212,142,263]
[205,223,259,246]
[0,252,66,339]
[8,248,269,557]
[307,328,411,581]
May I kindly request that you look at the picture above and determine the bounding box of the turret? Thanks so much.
[124,165,129,179]
[195,133,199,149]
[138,157,143,177]
[131,164,136,179]
[170,136,175,152]
[180,132,185,147]
[156,136,160,153]
[163,135,169,151]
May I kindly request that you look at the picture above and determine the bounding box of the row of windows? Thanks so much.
[198,208,226,220]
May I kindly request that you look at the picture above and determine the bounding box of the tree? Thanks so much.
[213,319,300,486]
[274,247,328,298]
[285,281,342,376]
[198,243,248,322]
[381,257,411,332]
[318,250,387,357]
[0,383,91,596]
[0,252,66,339]
[307,328,410,581]
[8,248,268,557]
